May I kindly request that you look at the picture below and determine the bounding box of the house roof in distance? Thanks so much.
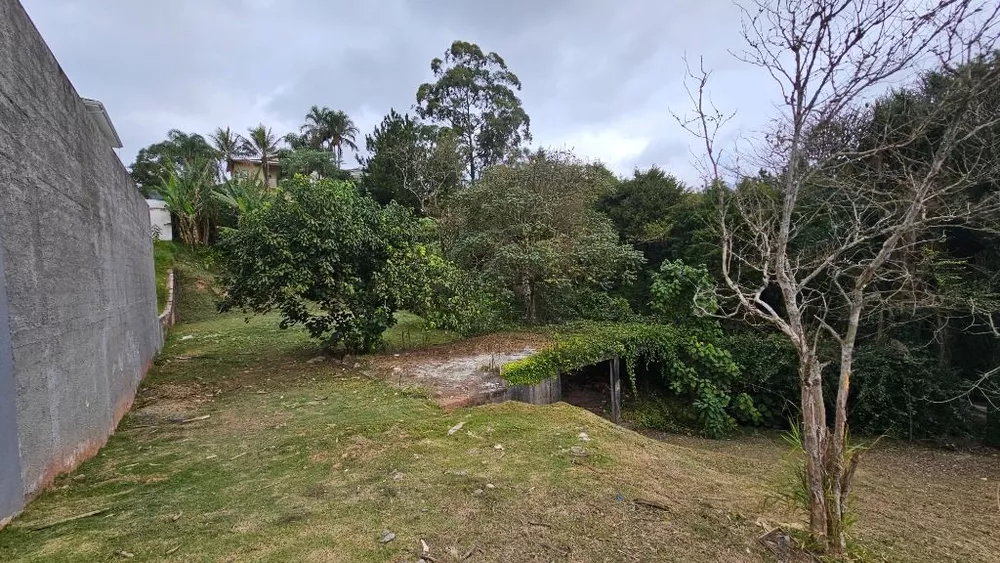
[80,98,123,148]
[231,157,281,167]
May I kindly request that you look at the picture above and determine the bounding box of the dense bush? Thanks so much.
[218,176,414,352]
[721,330,976,439]
[502,322,757,437]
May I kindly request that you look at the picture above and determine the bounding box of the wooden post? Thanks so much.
[610,356,621,424]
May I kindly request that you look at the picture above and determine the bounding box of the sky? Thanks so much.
[20,0,783,185]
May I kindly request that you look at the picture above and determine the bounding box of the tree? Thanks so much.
[681,0,1000,552]
[156,158,217,246]
[241,124,281,186]
[416,40,531,183]
[300,106,359,167]
[210,127,245,178]
[218,176,414,352]
[129,129,216,195]
[444,150,643,323]
[359,110,463,214]
[598,168,717,310]
[277,147,343,179]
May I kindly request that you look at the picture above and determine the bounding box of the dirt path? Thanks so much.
[373,332,551,408]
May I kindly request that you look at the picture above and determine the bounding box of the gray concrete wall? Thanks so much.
[0,0,161,524]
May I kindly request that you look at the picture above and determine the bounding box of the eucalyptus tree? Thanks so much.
[416,40,531,183]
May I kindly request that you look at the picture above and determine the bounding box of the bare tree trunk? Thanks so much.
[799,355,829,542]
[527,279,537,324]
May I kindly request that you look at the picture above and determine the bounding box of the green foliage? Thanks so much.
[597,168,719,311]
[156,159,218,246]
[416,40,531,182]
[218,176,416,352]
[501,322,754,437]
[382,244,514,335]
[218,175,498,352]
[722,331,800,428]
[649,260,719,325]
[129,129,218,196]
[298,106,359,166]
[359,110,463,213]
[276,146,342,179]
[445,150,644,324]
[849,344,971,439]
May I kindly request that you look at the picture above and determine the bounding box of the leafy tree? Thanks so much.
[241,124,281,186]
[277,147,341,179]
[359,110,463,214]
[416,40,531,183]
[129,129,217,195]
[444,150,643,323]
[598,168,719,310]
[218,176,415,352]
[218,175,496,351]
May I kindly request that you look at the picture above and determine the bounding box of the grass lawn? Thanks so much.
[0,277,997,561]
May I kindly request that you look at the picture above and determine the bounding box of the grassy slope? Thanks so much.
[152,241,177,312]
[0,267,997,562]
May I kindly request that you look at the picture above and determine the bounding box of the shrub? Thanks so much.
[218,176,417,352]
[501,322,758,437]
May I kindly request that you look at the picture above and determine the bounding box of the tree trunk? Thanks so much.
[799,356,829,545]
[528,280,537,324]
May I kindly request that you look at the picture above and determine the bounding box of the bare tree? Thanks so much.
[389,128,464,216]
[680,0,1000,552]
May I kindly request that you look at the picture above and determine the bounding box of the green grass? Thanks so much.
[153,241,177,312]
[1,273,997,562]
[381,311,461,353]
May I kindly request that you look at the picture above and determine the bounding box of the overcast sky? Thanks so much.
[21,0,782,184]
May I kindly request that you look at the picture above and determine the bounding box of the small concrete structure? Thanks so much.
[146,199,172,241]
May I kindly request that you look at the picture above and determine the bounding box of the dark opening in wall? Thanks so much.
[560,359,613,418]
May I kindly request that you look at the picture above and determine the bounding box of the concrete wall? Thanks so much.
[0,1,162,525]
[147,199,173,241]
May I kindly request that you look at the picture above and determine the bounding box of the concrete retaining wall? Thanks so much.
[0,1,162,526]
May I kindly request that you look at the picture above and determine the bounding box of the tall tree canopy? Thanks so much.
[299,106,359,166]
[444,150,643,323]
[359,109,463,214]
[129,129,217,195]
[416,40,531,183]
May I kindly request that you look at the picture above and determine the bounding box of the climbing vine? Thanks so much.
[501,322,760,437]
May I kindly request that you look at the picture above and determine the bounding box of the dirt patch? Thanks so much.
[374,332,551,408]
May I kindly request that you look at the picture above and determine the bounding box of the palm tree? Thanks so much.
[301,105,334,150]
[210,126,244,178]
[242,124,280,187]
[299,106,359,166]
[326,110,359,167]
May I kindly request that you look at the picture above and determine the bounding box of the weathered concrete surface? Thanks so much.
[0,0,161,524]
[503,376,562,405]
[0,232,23,528]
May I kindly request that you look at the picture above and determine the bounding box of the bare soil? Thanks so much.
[373,332,551,408]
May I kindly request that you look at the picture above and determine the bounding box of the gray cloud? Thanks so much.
[21,0,780,183]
